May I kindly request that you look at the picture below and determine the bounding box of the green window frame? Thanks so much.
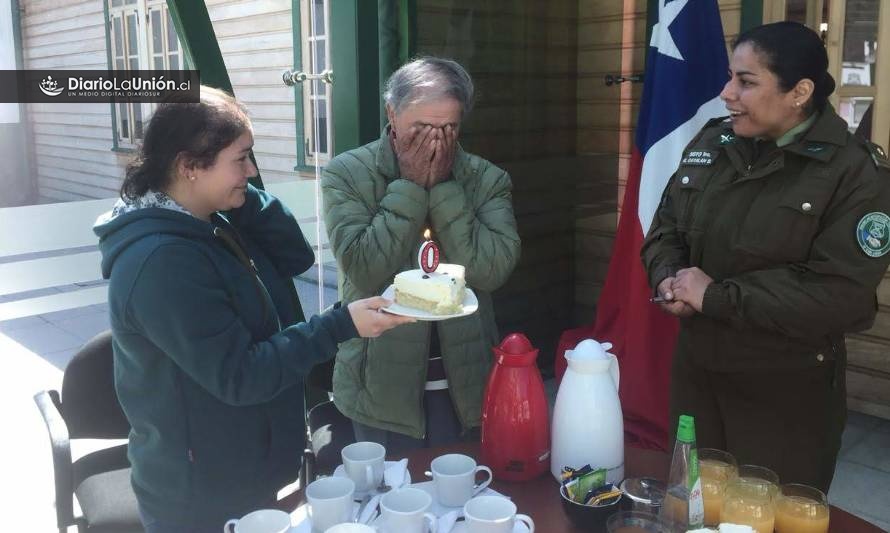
[103,0,187,151]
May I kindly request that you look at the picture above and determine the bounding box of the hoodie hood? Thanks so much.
[94,195,214,279]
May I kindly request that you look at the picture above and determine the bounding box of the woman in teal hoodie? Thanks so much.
[94,86,412,532]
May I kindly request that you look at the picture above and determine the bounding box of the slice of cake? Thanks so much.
[394,264,466,315]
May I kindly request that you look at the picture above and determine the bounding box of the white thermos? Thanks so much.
[550,339,624,484]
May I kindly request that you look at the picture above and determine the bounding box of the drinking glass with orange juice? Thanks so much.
[738,464,780,496]
[699,449,738,526]
[774,483,830,533]
[721,477,775,533]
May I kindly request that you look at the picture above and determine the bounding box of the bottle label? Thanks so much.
[687,449,704,527]
[688,477,704,526]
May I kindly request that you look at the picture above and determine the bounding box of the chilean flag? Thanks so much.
[557,0,729,450]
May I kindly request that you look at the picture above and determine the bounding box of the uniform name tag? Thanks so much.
[681,150,718,166]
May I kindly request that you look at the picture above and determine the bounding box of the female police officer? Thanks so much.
[642,21,890,491]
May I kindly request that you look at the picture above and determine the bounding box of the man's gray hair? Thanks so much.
[383,57,474,117]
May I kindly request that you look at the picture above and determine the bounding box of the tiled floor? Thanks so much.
[2,293,889,532]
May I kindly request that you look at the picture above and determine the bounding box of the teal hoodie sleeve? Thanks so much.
[126,242,357,406]
[225,184,315,277]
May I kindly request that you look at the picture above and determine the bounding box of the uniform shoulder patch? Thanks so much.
[865,141,890,171]
[856,212,890,257]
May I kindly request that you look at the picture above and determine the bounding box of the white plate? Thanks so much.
[332,462,413,498]
[380,285,478,321]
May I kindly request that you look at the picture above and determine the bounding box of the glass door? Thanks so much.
[768,0,890,146]
[279,0,336,319]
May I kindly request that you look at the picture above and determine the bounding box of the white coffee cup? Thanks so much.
[223,509,291,533]
[379,487,438,533]
[325,524,378,533]
[429,454,493,507]
[307,476,356,533]
[463,496,534,533]
[341,441,386,493]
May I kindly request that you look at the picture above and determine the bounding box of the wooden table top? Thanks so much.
[281,441,883,532]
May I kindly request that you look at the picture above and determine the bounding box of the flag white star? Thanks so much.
[650,0,689,61]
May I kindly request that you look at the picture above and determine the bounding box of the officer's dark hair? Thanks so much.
[120,85,252,201]
[733,21,835,113]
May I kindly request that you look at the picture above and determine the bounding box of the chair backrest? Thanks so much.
[61,330,130,439]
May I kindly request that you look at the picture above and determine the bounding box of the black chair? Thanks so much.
[302,359,356,483]
[34,330,143,533]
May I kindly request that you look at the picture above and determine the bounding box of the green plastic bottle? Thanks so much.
[659,415,705,532]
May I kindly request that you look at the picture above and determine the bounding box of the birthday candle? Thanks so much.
[418,228,440,273]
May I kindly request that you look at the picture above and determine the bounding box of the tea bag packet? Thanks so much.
[583,483,621,506]
[561,464,607,504]
[559,464,594,482]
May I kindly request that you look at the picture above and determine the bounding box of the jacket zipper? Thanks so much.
[212,226,271,327]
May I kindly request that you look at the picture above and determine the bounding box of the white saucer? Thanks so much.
[450,521,529,533]
[410,481,507,518]
[380,285,478,321]
[332,462,412,498]
[369,515,436,533]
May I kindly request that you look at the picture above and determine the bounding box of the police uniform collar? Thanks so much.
[798,106,848,146]
[783,106,848,161]
[775,113,818,148]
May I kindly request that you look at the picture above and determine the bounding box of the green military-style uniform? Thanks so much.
[641,106,890,491]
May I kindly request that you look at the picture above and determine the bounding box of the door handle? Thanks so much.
[282,69,334,86]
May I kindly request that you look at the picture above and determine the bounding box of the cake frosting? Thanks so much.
[394,264,466,315]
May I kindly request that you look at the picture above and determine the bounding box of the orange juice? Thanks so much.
[721,500,775,533]
[721,479,775,533]
[700,459,736,526]
[702,477,724,526]
[775,495,830,533]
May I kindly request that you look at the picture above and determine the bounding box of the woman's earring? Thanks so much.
[794,101,801,108]
[188,175,196,181]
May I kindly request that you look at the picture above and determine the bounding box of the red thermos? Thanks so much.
[480,333,551,481]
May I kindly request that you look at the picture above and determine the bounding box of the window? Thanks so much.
[299,0,332,166]
[106,0,184,148]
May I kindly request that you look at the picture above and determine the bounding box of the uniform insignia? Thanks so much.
[856,212,890,257]
[718,133,735,145]
[681,149,719,166]
[865,141,890,171]
[805,143,826,153]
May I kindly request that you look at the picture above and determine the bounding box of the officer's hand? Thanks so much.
[347,297,415,338]
[671,267,714,313]
[656,277,695,318]
[393,125,435,188]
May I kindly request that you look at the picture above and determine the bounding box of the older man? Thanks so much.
[322,57,521,452]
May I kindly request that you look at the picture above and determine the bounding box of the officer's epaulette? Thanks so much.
[865,141,890,171]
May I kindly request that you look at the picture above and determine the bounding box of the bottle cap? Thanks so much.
[677,414,696,443]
